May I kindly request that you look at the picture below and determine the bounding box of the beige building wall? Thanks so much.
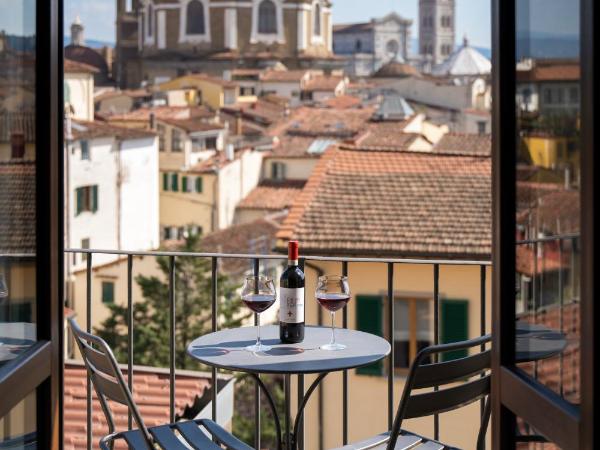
[291,261,492,450]
[160,172,216,235]
[263,157,318,180]
[65,72,94,121]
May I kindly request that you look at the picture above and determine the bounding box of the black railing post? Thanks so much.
[253,258,261,450]
[387,262,395,429]
[285,374,291,450]
[342,261,349,445]
[297,258,306,450]
[127,254,133,430]
[433,263,440,441]
[558,240,564,397]
[212,257,219,425]
[480,264,486,426]
[169,255,176,424]
[86,253,92,450]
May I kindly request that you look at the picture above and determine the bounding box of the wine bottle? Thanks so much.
[279,241,305,343]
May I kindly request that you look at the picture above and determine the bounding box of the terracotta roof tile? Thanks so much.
[108,106,214,123]
[64,58,99,74]
[433,133,491,156]
[348,120,418,151]
[517,61,580,82]
[159,118,224,133]
[277,147,491,258]
[63,361,213,450]
[322,95,363,109]
[304,75,345,92]
[71,120,156,141]
[260,70,311,82]
[0,162,36,254]
[0,112,35,142]
[237,180,307,211]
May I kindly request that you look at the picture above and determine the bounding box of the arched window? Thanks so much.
[313,3,321,36]
[147,3,153,36]
[355,39,362,52]
[186,0,205,35]
[258,0,277,34]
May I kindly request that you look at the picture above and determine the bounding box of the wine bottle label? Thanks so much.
[279,287,305,324]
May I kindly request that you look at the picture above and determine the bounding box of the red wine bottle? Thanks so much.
[279,241,305,343]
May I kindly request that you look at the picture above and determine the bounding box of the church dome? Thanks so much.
[373,61,420,78]
[432,37,491,77]
[65,45,110,84]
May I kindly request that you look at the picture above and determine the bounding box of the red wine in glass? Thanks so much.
[316,293,350,312]
[243,294,276,314]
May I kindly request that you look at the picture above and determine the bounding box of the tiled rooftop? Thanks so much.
[71,120,156,141]
[63,361,212,450]
[0,162,36,254]
[517,61,580,82]
[304,75,345,92]
[64,58,99,74]
[278,146,491,258]
[159,118,224,134]
[237,179,307,211]
[433,133,491,156]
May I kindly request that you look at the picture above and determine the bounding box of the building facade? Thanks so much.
[419,0,455,66]
[332,13,413,77]
[115,0,335,88]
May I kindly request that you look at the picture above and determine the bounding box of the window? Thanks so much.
[393,299,433,369]
[258,0,277,34]
[440,299,468,361]
[240,86,256,96]
[543,88,553,104]
[195,177,203,193]
[206,136,217,150]
[157,124,166,151]
[313,3,321,36]
[477,120,487,135]
[556,88,564,104]
[271,161,287,180]
[10,133,25,159]
[570,86,579,103]
[172,129,183,152]
[163,172,169,191]
[188,225,202,236]
[101,281,115,304]
[75,185,98,215]
[171,173,179,191]
[80,140,90,160]
[81,238,90,262]
[163,226,173,240]
[147,3,153,37]
[355,39,362,52]
[177,226,186,240]
[182,176,189,192]
[186,0,205,35]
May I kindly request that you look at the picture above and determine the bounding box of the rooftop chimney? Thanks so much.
[149,112,156,130]
[225,144,235,161]
[235,112,243,135]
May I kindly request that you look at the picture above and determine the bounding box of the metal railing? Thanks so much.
[64,248,492,450]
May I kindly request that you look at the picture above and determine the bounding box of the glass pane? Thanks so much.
[0,390,37,448]
[514,0,580,405]
[515,415,557,449]
[0,0,38,370]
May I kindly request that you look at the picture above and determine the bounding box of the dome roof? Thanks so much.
[432,37,491,77]
[64,45,110,80]
[373,61,420,79]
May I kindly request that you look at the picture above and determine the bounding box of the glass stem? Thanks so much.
[330,311,336,345]
[256,313,261,348]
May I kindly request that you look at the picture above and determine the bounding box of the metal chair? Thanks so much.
[332,335,492,450]
[68,318,252,450]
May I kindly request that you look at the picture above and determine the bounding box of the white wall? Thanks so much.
[68,137,119,269]
[217,150,264,229]
[263,157,318,180]
[119,137,160,251]
[260,81,303,106]
[65,73,94,121]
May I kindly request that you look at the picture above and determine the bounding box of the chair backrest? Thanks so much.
[387,334,492,450]
[68,318,154,448]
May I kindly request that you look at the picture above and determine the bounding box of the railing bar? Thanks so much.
[86,254,92,450]
[64,248,491,266]
[558,240,564,397]
[533,242,538,380]
[285,374,291,450]
[342,261,348,445]
[479,265,486,429]
[169,255,176,424]
[387,262,394,430]
[433,263,440,441]
[212,257,219,426]
[297,258,306,450]
[253,258,261,450]
[127,254,133,431]
[515,232,579,245]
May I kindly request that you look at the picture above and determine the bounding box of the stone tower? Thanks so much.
[71,15,84,46]
[419,0,456,66]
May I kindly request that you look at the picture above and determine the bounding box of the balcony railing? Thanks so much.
[64,248,492,450]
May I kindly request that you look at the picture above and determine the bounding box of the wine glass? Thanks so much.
[315,275,350,351]
[241,275,277,352]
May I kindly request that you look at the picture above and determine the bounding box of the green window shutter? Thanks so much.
[163,173,169,191]
[102,281,115,304]
[92,186,99,212]
[76,188,83,215]
[195,177,203,193]
[440,299,469,361]
[182,176,188,192]
[355,295,384,375]
[171,174,179,192]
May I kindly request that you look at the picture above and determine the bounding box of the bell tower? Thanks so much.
[419,0,456,66]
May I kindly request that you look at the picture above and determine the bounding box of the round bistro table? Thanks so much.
[187,325,391,450]
[515,321,568,363]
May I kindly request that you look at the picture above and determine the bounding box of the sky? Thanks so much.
[60,0,491,48]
